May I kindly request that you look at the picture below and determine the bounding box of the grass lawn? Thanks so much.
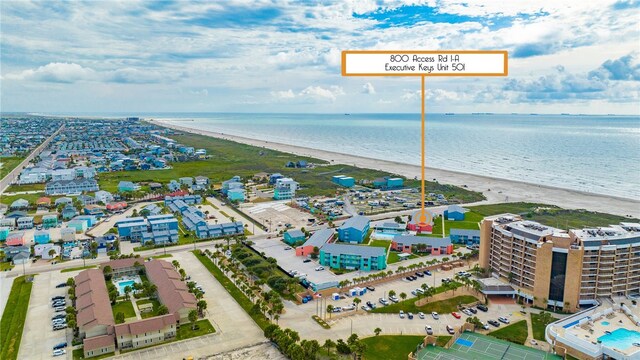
[176,319,216,340]
[435,336,452,347]
[371,290,473,314]
[0,192,48,206]
[468,202,638,228]
[531,313,558,341]
[150,254,173,259]
[361,335,426,360]
[488,320,528,345]
[112,300,136,321]
[60,265,97,273]
[430,211,483,237]
[5,183,45,192]
[368,239,391,248]
[137,299,162,319]
[0,156,25,179]
[388,252,419,264]
[0,263,14,271]
[0,275,34,360]
[193,251,271,330]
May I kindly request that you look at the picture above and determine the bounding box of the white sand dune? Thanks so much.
[150,119,640,219]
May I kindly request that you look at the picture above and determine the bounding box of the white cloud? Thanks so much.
[271,89,295,99]
[272,85,345,102]
[5,62,96,83]
[362,82,376,94]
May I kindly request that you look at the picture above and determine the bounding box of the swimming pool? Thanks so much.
[115,278,140,295]
[602,321,610,326]
[598,328,640,350]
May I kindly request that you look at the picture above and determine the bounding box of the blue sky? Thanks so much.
[1,0,639,114]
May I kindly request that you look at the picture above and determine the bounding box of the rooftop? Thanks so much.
[321,243,386,257]
[339,215,370,231]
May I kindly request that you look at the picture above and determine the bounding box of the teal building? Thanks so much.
[319,243,386,271]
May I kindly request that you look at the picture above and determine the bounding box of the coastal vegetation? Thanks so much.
[96,130,485,201]
[488,320,528,345]
[468,202,637,229]
[0,156,25,179]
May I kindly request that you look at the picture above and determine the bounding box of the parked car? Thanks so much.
[461,309,473,316]
[468,307,478,314]
[409,275,417,281]
[53,342,67,350]
[315,266,324,271]
[284,247,292,250]
[477,304,489,312]
[361,305,371,311]
[488,319,500,327]
[53,349,66,357]
[418,312,425,319]
[431,312,439,320]
[366,301,376,309]
[389,295,399,303]
[424,270,431,276]
[331,307,342,313]
[446,325,455,334]
[498,316,510,324]
[415,272,424,278]
[379,298,389,306]
[53,306,66,312]
[399,310,405,319]
[405,276,413,281]
[482,322,490,330]
[53,324,67,331]
[425,325,433,335]
[51,296,65,301]
[451,312,461,319]
[55,283,67,288]
[342,304,355,311]
[52,314,66,320]
[407,312,414,320]
[303,259,311,263]
[366,286,375,291]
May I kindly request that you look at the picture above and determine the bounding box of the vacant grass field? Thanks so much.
[531,312,558,341]
[370,287,470,315]
[0,157,25,179]
[361,335,426,360]
[488,320,528,345]
[112,300,136,321]
[468,202,638,228]
[0,276,34,360]
[0,192,49,206]
[5,183,46,193]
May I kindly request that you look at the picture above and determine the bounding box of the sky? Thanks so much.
[1,0,639,114]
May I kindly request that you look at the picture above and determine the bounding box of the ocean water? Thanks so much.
[62,112,640,200]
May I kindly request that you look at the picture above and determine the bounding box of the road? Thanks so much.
[0,124,64,194]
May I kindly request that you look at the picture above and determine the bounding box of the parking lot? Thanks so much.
[251,237,339,284]
[239,200,313,232]
[346,188,450,215]
[17,270,73,360]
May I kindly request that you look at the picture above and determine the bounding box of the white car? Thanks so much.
[389,295,399,303]
[418,312,425,319]
[399,310,405,319]
[461,309,473,316]
[431,312,439,320]
[315,266,325,271]
[53,349,66,357]
[425,325,433,335]
[498,316,510,324]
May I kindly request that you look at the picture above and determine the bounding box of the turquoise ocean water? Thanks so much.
[59,112,640,200]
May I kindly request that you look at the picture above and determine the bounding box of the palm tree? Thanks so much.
[388,290,396,299]
[326,305,334,319]
[124,285,132,299]
[323,339,336,355]
[188,309,198,329]
[400,292,407,301]
[374,327,382,336]
[353,297,361,312]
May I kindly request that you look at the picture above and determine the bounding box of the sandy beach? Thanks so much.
[151,119,640,218]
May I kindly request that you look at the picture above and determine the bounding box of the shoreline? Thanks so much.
[150,119,640,218]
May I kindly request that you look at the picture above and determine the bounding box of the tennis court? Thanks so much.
[417,332,561,360]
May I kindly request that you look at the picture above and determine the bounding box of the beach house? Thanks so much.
[35,243,61,259]
[337,215,370,243]
[406,210,434,233]
[61,227,76,241]
[42,214,58,229]
[167,180,181,192]
[179,177,193,186]
[34,230,51,244]
[0,227,9,241]
[332,175,355,188]
[10,198,29,210]
[17,216,34,230]
[295,228,334,257]
[6,232,26,246]
[273,178,298,200]
[269,173,284,184]
[94,190,114,204]
[227,188,246,202]
[117,181,139,192]
[45,178,99,195]
[372,176,404,189]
